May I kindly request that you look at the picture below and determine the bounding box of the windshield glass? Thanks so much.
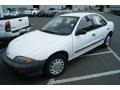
[41,16,79,35]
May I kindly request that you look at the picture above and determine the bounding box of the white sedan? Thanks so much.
[2,12,114,77]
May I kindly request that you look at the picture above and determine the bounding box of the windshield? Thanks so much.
[41,16,79,35]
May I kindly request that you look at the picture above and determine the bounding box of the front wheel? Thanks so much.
[103,34,111,47]
[44,54,67,77]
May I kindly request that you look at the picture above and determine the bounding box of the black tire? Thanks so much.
[102,34,112,47]
[44,54,67,77]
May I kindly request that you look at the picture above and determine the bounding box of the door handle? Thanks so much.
[107,28,110,30]
[19,19,22,21]
[92,33,96,36]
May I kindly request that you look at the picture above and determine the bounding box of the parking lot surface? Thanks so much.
[0,13,120,85]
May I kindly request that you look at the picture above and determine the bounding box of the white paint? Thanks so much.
[47,78,56,85]
[0,16,30,39]
[6,12,114,63]
[82,51,111,57]
[6,30,73,60]
[47,69,120,84]
[107,47,120,62]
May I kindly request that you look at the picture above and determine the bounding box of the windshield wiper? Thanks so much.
[39,29,68,35]
[40,29,57,34]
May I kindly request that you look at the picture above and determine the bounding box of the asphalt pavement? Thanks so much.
[0,13,120,85]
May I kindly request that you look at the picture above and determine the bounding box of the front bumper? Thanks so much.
[2,50,46,77]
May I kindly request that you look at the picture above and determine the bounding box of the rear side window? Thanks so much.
[90,14,107,27]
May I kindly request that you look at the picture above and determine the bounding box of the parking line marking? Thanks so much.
[82,51,112,57]
[107,47,120,62]
[47,78,56,85]
[47,69,120,85]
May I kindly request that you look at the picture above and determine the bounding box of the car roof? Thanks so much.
[60,12,97,17]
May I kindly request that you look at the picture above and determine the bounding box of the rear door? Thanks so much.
[90,14,108,43]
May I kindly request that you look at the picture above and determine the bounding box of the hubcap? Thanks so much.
[49,59,64,75]
[106,36,111,46]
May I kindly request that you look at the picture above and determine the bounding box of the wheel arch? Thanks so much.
[108,31,113,37]
[43,50,68,77]
[47,50,69,61]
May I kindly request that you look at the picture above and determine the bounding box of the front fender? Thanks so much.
[29,37,73,61]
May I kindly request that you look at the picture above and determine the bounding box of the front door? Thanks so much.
[72,15,97,58]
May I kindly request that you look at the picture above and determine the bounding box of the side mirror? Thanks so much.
[75,29,87,36]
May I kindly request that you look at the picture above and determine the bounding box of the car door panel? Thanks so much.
[73,30,97,52]
[72,16,97,58]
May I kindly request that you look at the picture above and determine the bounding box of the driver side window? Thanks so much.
[76,16,93,32]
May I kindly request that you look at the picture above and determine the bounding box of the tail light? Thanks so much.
[5,21,11,32]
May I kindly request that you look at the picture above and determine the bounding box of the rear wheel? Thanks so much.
[44,54,67,77]
[103,34,111,47]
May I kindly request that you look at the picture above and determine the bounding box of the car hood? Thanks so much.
[6,30,67,60]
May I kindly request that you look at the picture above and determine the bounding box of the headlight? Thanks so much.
[14,56,36,63]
